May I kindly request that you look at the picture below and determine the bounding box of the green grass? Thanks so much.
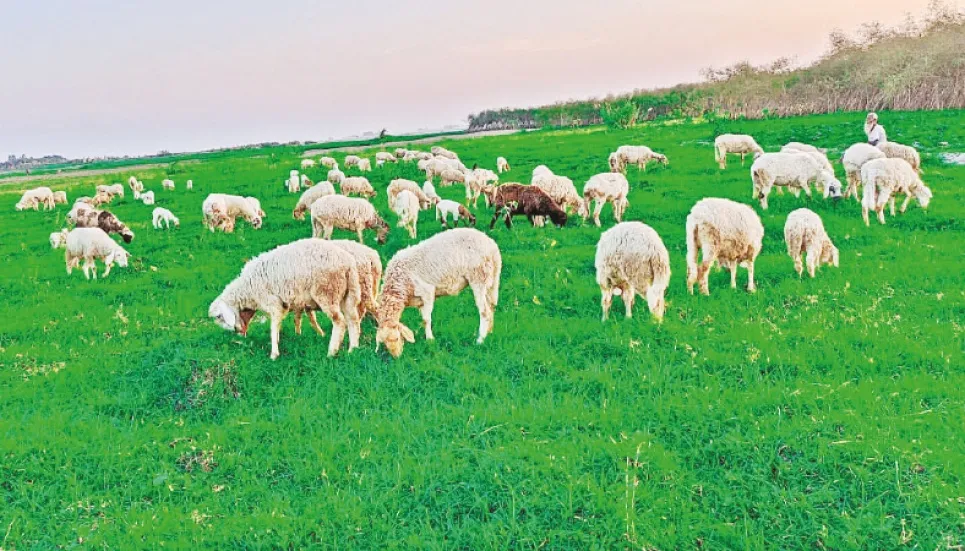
[1,111,963,549]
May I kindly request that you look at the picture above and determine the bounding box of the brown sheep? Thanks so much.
[488,184,567,230]
[73,209,136,243]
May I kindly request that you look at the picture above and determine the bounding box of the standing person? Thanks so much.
[865,112,887,146]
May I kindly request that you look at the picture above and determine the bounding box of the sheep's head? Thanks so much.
[372,217,390,244]
[375,322,415,358]
[822,242,840,268]
[293,207,306,221]
[49,230,68,249]
[112,249,131,268]
[209,299,256,336]
[656,153,669,165]
[250,215,263,229]
[916,185,933,209]
[822,173,843,200]
[549,208,568,228]
[121,229,135,244]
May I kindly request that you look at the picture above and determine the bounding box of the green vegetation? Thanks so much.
[1,110,962,548]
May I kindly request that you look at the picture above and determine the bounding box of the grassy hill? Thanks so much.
[0,110,963,548]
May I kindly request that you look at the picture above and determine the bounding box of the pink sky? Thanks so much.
[0,0,937,158]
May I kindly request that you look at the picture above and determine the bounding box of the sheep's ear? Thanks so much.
[398,324,416,343]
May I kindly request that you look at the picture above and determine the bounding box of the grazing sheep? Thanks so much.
[162,179,175,191]
[609,145,668,173]
[127,176,141,194]
[186,180,193,190]
[375,152,397,165]
[430,146,459,160]
[247,197,266,218]
[685,198,764,295]
[402,151,421,162]
[532,165,554,180]
[358,158,373,172]
[91,191,114,207]
[489,184,567,230]
[327,168,346,185]
[440,168,467,188]
[140,191,155,205]
[320,157,338,169]
[388,179,431,209]
[339,176,377,198]
[67,201,96,225]
[310,194,389,244]
[292,181,337,220]
[208,239,361,359]
[328,240,382,322]
[781,142,834,173]
[714,134,764,169]
[424,159,452,182]
[152,207,180,229]
[783,209,839,278]
[64,227,131,279]
[392,189,420,239]
[877,141,921,172]
[287,170,301,193]
[860,158,933,226]
[300,174,313,189]
[394,148,408,159]
[595,222,671,322]
[422,180,441,204]
[533,174,588,218]
[301,159,316,169]
[49,229,69,249]
[202,193,263,232]
[16,187,56,211]
[750,152,842,209]
[436,199,476,227]
[497,156,510,173]
[376,228,501,358]
[842,143,887,200]
[344,155,362,169]
[52,191,68,205]
[96,184,125,198]
[582,173,629,227]
[73,208,136,243]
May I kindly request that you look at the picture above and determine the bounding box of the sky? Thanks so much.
[0,0,937,159]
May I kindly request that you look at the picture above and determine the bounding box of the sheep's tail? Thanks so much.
[685,216,699,283]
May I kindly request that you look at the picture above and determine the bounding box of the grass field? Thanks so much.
[1,111,963,549]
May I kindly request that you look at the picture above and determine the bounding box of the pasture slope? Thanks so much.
[0,111,962,549]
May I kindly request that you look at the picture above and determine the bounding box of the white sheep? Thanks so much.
[860,158,933,226]
[781,142,834,174]
[292,181,337,220]
[430,146,459,160]
[49,229,69,249]
[64,227,131,279]
[301,159,316,169]
[424,159,452,182]
[375,228,501,358]
[582,173,629,227]
[344,155,362,169]
[52,191,68,205]
[16,187,55,211]
[202,193,262,232]
[609,145,668,173]
[422,180,441,204]
[750,152,842,209]
[394,148,408,159]
[310,194,389,244]
[128,177,145,198]
[714,134,764,169]
[328,240,382,322]
[783,208,839,278]
[358,158,373,172]
[96,184,125,198]
[287,170,301,193]
[320,157,338,169]
[534,174,587,218]
[208,238,362,359]
[91,191,114,207]
[162,179,175,191]
[67,201,95,225]
[439,168,467,188]
[140,191,156,205]
[497,156,510,173]
[877,141,921,172]
[186,180,193,190]
[339,176,376,198]
[686,198,764,295]
[152,207,180,229]
[375,152,397,165]
[465,169,499,207]
[387,179,431,209]
[595,221,671,322]
[842,143,886,200]
[402,151,421,162]
[392,189,420,239]
[532,165,554,180]
[435,199,476,227]
[327,168,346,185]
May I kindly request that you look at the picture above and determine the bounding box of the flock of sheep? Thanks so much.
[14,125,933,359]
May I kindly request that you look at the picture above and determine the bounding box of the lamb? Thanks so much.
[357,158,373,172]
[287,170,301,193]
[860,158,933,226]
[208,238,361,359]
[49,229,69,249]
[202,193,263,232]
[489,184,567,230]
[300,174,313,188]
[387,179,432,209]
[582,173,629,227]
[301,159,316,169]
[595,222,671,322]
[292,181,337,220]
[783,208,839,278]
[750,152,842,209]
[533,174,588,218]
[339,176,377,198]
[877,141,921,172]
[344,155,362,169]
[436,199,476,227]
[781,142,834,173]
[375,228,501,358]
[96,184,125,198]
[430,146,459,160]
[320,157,338,169]
[162,179,175,191]
[685,198,764,295]
[465,170,498,208]
[73,208,136,243]
[52,191,68,205]
[608,145,669,173]
[15,187,55,211]
[310,194,389,244]
[842,143,886,200]
[375,152,397,165]
[128,177,145,198]
[67,201,95,225]
[186,180,193,190]
[152,207,180,229]
[422,180,441,204]
[140,191,156,205]
[392,189,420,239]
[714,134,764,169]
[497,156,510,173]
[327,168,346,185]
[64,227,131,279]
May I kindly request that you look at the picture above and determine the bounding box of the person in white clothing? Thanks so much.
[864,112,887,146]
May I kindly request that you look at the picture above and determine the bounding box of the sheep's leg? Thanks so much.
[729,263,738,289]
[102,259,113,278]
[355,228,365,243]
[269,313,285,360]
[306,311,326,337]
[489,210,501,230]
[593,199,604,227]
[623,285,635,319]
[746,261,757,293]
[293,310,304,335]
[470,283,493,343]
[793,253,803,277]
[323,225,334,240]
[862,206,871,227]
[321,304,346,357]
[696,251,715,296]
[419,296,436,341]
[889,197,896,217]
[740,153,745,166]
[900,193,913,214]
[600,286,613,321]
